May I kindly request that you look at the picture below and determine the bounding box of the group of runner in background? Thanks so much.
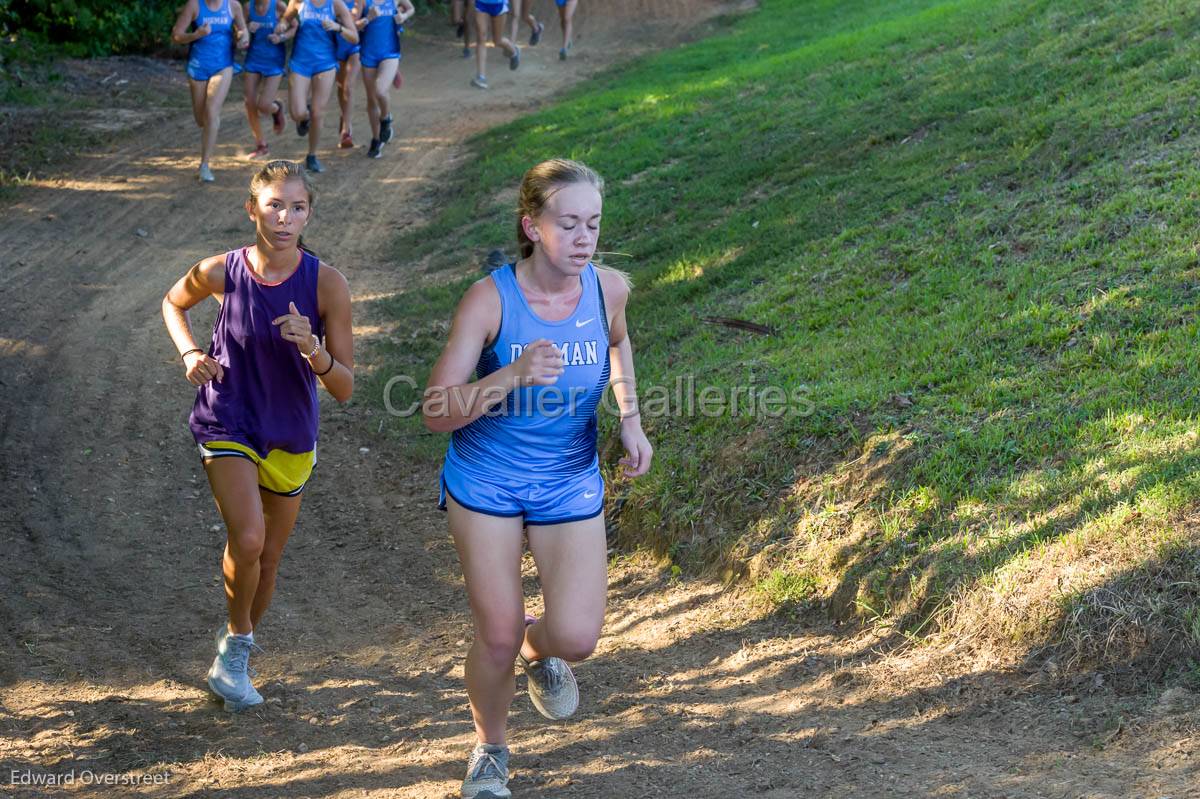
[172,0,581,181]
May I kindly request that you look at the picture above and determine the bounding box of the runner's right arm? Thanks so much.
[273,1,298,40]
[171,0,210,44]
[162,255,227,386]
[423,279,564,433]
[277,0,301,30]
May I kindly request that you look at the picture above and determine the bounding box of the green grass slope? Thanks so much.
[365,0,1200,677]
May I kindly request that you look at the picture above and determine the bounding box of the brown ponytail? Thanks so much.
[249,159,316,207]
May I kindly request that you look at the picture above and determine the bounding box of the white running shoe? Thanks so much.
[198,164,215,182]
[518,618,579,721]
[206,625,263,712]
[461,743,510,799]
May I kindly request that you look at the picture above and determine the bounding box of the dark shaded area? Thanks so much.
[0,0,442,57]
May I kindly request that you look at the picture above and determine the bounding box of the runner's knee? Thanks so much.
[544,625,599,662]
[227,524,266,562]
[475,620,524,667]
[258,549,283,575]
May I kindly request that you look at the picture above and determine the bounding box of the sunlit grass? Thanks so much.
[362,0,1200,671]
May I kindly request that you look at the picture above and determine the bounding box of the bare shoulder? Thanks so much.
[596,265,631,311]
[195,253,228,292]
[317,261,350,291]
[452,275,502,342]
[176,0,200,20]
[317,262,351,313]
[459,274,502,316]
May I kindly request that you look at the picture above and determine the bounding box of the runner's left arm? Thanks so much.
[232,2,251,47]
[599,268,653,478]
[331,0,360,42]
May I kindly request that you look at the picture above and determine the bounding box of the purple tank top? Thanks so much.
[189,247,324,457]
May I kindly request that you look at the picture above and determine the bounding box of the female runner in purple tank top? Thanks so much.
[162,160,354,711]
[423,159,652,798]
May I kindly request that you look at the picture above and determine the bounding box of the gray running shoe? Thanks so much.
[509,45,521,71]
[198,164,215,183]
[206,627,264,712]
[530,21,543,46]
[462,743,510,799]
[471,75,489,90]
[520,650,579,720]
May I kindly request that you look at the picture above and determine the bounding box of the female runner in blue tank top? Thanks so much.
[334,0,363,149]
[508,0,543,50]
[469,0,520,90]
[162,160,355,711]
[358,0,414,159]
[172,0,250,182]
[553,0,577,60]
[423,159,652,799]
[278,0,358,172]
[241,0,295,159]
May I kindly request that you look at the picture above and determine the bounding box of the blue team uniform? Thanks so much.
[475,0,509,17]
[360,0,401,68]
[187,0,238,81]
[439,262,612,525]
[243,0,286,76]
[336,0,361,62]
[290,0,338,77]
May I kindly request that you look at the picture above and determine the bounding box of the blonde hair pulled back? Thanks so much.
[516,159,605,259]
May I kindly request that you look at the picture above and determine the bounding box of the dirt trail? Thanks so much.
[0,3,1196,797]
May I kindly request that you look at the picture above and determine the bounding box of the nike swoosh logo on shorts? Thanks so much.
[583,491,598,499]
[576,318,594,328]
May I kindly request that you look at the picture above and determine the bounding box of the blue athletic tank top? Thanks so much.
[446,263,612,479]
[361,0,399,56]
[245,0,286,70]
[190,247,325,457]
[295,0,337,65]
[188,0,236,74]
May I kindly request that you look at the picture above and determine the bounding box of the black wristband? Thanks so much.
[315,353,336,376]
[181,347,203,359]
